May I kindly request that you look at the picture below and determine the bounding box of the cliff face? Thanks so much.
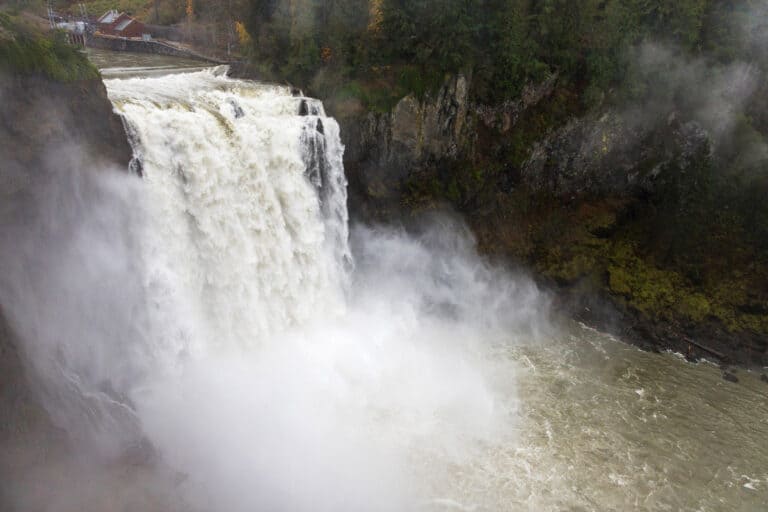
[0,70,131,456]
[342,73,566,220]
[336,74,768,369]
[0,73,131,180]
[343,74,473,218]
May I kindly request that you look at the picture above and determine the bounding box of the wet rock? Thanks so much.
[342,73,474,216]
[475,73,558,132]
[685,353,700,363]
[0,74,132,177]
[520,112,712,197]
[722,372,739,383]
[229,99,245,119]
[129,158,143,177]
[338,70,766,370]
[760,373,768,383]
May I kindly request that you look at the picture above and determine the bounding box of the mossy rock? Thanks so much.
[607,265,633,296]
[677,293,711,322]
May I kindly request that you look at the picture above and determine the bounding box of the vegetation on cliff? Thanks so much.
[238,1,763,108]
[0,10,98,81]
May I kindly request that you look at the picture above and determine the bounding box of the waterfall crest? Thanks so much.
[107,68,350,358]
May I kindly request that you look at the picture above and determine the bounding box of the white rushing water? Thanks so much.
[100,68,545,511]
[108,66,350,358]
[2,63,766,512]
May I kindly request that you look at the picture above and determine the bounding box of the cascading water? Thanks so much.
[107,67,350,357]
[94,68,520,511]
[95,68,541,512]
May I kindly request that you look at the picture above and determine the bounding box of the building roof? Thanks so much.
[115,18,134,31]
[98,10,120,24]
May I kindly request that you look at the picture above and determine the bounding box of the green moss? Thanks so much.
[606,254,680,318]
[739,314,768,333]
[396,65,445,102]
[604,238,768,332]
[677,293,711,322]
[505,197,768,336]
[608,265,633,296]
[0,13,98,82]
[546,252,599,283]
[445,178,461,204]
[333,79,402,114]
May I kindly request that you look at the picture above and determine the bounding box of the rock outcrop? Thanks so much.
[0,73,131,180]
[335,73,768,369]
[0,58,132,466]
[521,113,712,196]
[343,74,473,214]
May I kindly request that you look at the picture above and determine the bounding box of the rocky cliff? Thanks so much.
[0,23,132,473]
[336,73,768,370]
[342,74,472,218]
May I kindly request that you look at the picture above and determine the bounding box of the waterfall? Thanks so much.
[106,67,351,359]
[2,67,546,512]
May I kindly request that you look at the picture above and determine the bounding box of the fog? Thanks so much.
[614,1,768,171]
[0,149,148,453]
[133,220,549,511]
[0,74,552,511]
[627,43,755,137]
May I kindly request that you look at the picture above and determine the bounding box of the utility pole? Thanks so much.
[47,0,55,29]
[186,0,194,42]
[227,0,232,57]
[79,3,88,48]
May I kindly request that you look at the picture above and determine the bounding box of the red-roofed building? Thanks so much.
[97,10,146,38]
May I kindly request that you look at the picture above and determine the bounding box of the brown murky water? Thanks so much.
[423,323,768,511]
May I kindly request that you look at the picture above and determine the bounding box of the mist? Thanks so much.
[613,1,768,172]
[0,147,149,454]
[0,73,553,512]
[132,219,550,512]
[1,176,550,510]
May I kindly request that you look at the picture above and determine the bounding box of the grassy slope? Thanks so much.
[0,11,98,81]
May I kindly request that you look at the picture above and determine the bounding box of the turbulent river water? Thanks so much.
[4,53,768,511]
